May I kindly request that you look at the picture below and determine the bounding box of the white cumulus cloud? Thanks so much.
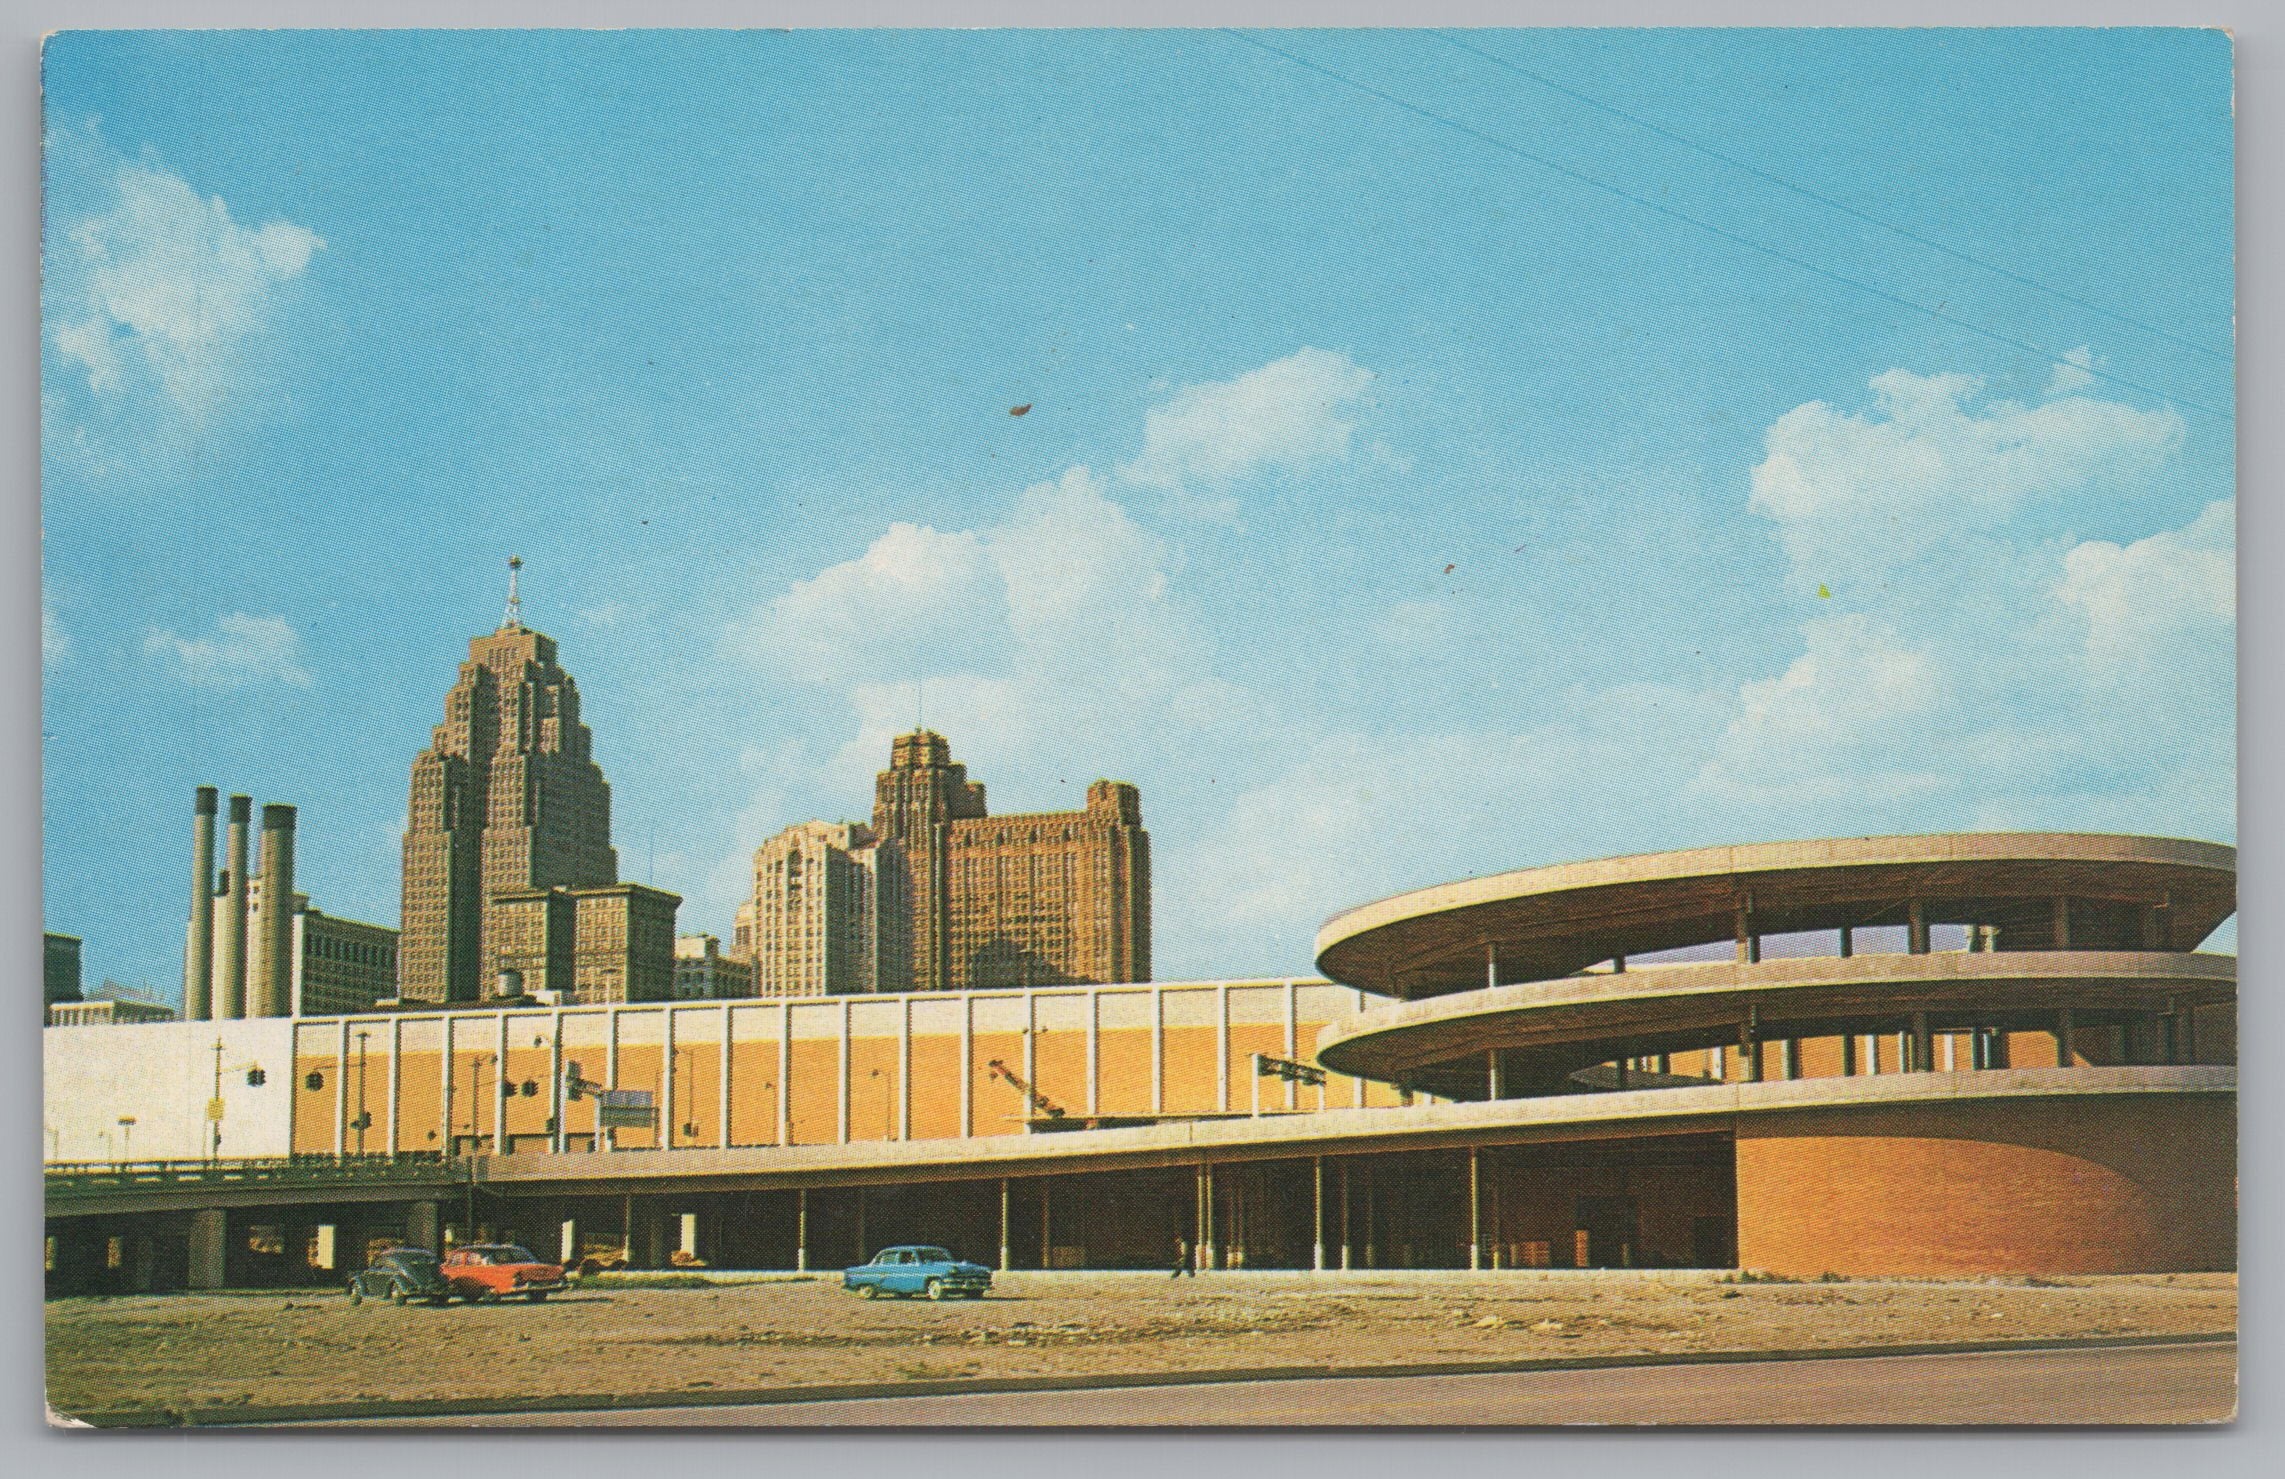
[2057,498,2234,680]
[1120,347,1373,505]
[49,150,322,419]
[144,613,312,689]
[1693,615,1947,806]
[1749,368,2181,586]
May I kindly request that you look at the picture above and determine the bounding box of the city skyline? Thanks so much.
[42,30,2235,1000]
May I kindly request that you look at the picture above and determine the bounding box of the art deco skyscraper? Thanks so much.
[870,731,1149,992]
[399,567,619,1002]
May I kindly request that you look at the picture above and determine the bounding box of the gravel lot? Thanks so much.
[44,1270,2236,1422]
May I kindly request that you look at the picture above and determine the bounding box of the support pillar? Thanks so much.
[2054,897,2073,949]
[1907,899,1929,955]
[1734,899,1758,964]
[1039,1180,1052,1271]
[795,1188,809,1273]
[1339,1161,1352,1271]
[405,1200,438,1254]
[1841,1033,1857,1077]
[1911,1012,1934,1074]
[1486,1049,1502,1100]
[1486,943,1498,992]
[188,1208,228,1291]
[998,1177,1011,1272]
[1838,924,1853,958]
[1467,1147,1482,1272]
[2181,1006,2199,1064]
[1740,1014,1762,1083]
[1313,1157,1326,1272]
[1200,1164,1217,1271]
[2054,1008,2074,1068]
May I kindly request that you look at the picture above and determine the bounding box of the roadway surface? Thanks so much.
[343,1338,2235,1427]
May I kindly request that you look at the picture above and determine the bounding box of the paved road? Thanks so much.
[361,1340,2235,1427]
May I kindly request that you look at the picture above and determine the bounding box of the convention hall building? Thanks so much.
[44,832,2235,1292]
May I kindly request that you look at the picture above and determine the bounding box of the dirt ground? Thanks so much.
[45,1270,2236,1422]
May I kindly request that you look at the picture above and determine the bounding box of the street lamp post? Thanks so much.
[117,1116,135,1164]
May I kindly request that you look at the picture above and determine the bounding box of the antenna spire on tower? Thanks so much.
[504,555,524,629]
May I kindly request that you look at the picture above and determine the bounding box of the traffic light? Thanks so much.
[246,1068,267,1087]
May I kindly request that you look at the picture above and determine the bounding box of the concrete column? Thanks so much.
[495,1011,510,1155]
[795,1188,809,1273]
[1150,987,1164,1116]
[1781,1039,1801,1080]
[662,1007,677,1150]
[188,1208,228,1290]
[185,786,217,1021]
[1911,1012,1934,1073]
[720,1003,735,1151]
[405,1200,439,1253]
[999,1177,1011,1272]
[1740,1017,1761,1082]
[333,1021,350,1157]
[1841,1032,1858,1077]
[388,1016,402,1157]
[837,997,852,1146]
[2053,897,2073,949]
[1313,1156,1326,1271]
[1734,901,1753,964]
[1486,943,1498,992]
[560,1219,578,1265]
[1486,1049,1503,1100]
[254,804,296,1017]
[2181,1006,2199,1064]
[2053,1007,2074,1068]
[1468,1147,1482,1272]
[1284,981,1300,1112]
[605,1008,620,1152]
[1612,954,1626,973]
[218,795,251,1019]
[1039,1181,1052,1270]
[777,1001,793,1147]
[1084,991,1099,1119]
[1907,899,1929,956]
[1838,925,1853,959]
[1339,1161,1352,1270]
[1216,983,1231,1114]
[1199,1163,1217,1270]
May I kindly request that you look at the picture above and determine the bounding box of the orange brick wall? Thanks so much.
[1736,1094,2236,1275]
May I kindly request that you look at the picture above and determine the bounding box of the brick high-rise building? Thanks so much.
[870,732,1149,992]
[399,573,629,1003]
[747,820,906,997]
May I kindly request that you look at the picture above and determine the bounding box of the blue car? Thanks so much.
[843,1245,993,1300]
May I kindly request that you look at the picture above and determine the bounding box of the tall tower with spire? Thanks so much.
[399,560,623,1002]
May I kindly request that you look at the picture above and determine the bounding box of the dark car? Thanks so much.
[346,1247,452,1306]
[843,1245,993,1300]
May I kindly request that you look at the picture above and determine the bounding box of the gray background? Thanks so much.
[1,0,2271,1473]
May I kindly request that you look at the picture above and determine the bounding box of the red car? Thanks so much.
[440,1243,568,1303]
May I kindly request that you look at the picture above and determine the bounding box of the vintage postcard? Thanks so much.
[40,29,2235,1427]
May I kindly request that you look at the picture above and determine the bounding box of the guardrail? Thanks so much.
[44,1154,470,1198]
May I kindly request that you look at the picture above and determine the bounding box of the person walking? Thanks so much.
[1170,1235,1195,1278]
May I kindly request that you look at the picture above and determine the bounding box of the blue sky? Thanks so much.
[41,29,2235,999]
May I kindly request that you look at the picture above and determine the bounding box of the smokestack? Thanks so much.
[218,796,251,1018]
[256,804,297,1018]
[184,787,217,1020]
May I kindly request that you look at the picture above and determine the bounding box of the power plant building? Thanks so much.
[870,732,1149,992]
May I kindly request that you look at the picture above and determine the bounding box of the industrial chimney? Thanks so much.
[218,795,252,1018]
[184,787,217,1020]
[255,804,297,1017]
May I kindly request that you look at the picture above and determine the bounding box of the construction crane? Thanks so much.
[984,1058,1066,1122]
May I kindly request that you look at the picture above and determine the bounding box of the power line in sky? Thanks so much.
[1431,29,2233,366]
[1221,29,2232,424]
